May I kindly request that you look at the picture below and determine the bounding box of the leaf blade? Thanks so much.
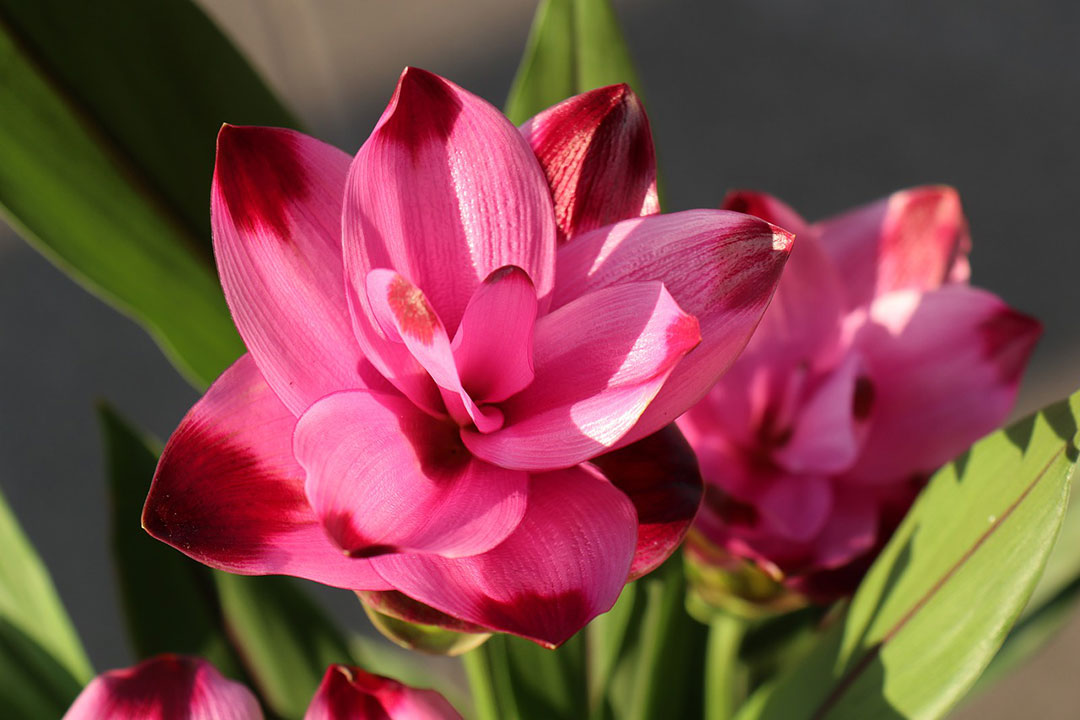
[0,484,91,717]
[504,0,640,125]
[736,393,1080,720]
[0,0,299,387]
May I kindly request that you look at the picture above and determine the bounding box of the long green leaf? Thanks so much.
[99,404,241,675]
[735,393,1080,720]
[505,0,640,124]
[0,0,297,386]
[0,484,92,717]
[965,456,1080,694]
[215,574,355,720]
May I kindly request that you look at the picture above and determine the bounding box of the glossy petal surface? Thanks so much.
[370,466,637,647]
[464,281,700,470]
[295,390,527,558]
[343,68,556,409]
[555,209,793,446]
[212,126,361,416]
[522,84,658,242]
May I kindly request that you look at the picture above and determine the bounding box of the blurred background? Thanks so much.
[1,0,1077,716]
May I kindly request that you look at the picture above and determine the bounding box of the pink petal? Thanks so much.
[64,655,261,720]
[812,488,879,569]
[773,353,866,475]
[554,209,793,447]
[305,665,461,720]
[143,355,389,590]
[343,68,556,407]
[757,475,834,543]
[453,266,538,404]
[463,282,700,470]
[721,190,811,239]
[723,192,846,365]
[365,269,502,432]
[589,424,703,580]
[294,390,527,558]
[815,186,971,309]
[370,465,637,647]
[521,84,658,242]
[211,125,362,416]
[846,286,1041,484]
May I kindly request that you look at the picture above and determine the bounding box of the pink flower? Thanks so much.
[63,656,461,720]
[305,665,461,720]
[63,655,262,720]
[142,69,792,646]
[678,188,1042,602]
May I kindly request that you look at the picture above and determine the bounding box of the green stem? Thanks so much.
[463,643,501,720]
[705,612,747,720]
[627,559,696,720]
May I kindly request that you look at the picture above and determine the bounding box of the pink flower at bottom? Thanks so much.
[679,187,1042,602]
[305,665,461,720]
[63,655,262,720]
[142,69,794,646]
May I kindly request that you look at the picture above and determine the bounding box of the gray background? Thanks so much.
[1,1,1078,716]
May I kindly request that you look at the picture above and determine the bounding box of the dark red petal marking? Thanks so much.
[379,67,460,155]
[311,666,390,720]
[591,424,704,580]
[143,422,310,567]
[852,375,876,421]
[978,307,1043,385]
[525,84,658,242]
[214,125,309,243]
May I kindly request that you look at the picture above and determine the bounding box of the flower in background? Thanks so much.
[143,68,793,646]
[679,187,1041,607]
[63,655,262,720]
[62,655,461,719]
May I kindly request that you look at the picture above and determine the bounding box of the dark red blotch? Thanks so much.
[214,125,309,243]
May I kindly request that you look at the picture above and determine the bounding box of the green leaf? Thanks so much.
[0,0,298,386]
[0,484,92,717]
[735,393,1080,720]
[505,0,641,124]
[599,560,706,720]
[966,454,1080,695]
[215,574,355,720]
[99,404,241,675]
[501,632,588,720]
[586,580,638,715]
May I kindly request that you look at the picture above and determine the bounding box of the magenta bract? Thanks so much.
[63,655,262,720]
[142,69,792,646]
[679,188,1042,601]
[63,656,461,720]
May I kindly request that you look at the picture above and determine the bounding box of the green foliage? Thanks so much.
[215,574,355,720]
[0,1,297,387]
[735,393,1080,720]
[505,0,641,124]
[0,485,92,718]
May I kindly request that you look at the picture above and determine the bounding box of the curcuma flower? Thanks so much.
[679,188,1042,606]
[63,655,461,719]
[142,68,792,646]
[63,655,262,720]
